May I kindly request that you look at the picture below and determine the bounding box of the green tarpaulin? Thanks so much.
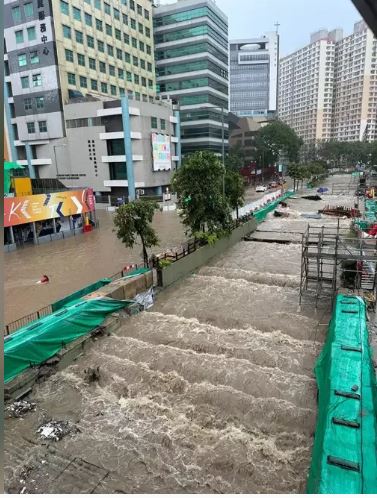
[4,161,24,194]
[254,191,294,223]
[307,294,377,493]
[4,297,133,383]
[51,279,112,311]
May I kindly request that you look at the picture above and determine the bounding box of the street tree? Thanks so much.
[172,151,232,235]
[225,144,246,170]
[224,169,245,219]
[113,200,159,266]
[255,120,303,166]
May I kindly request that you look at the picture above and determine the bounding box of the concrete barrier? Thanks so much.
[160,219,257,288]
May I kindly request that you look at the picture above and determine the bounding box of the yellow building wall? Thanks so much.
[13,178,33,196]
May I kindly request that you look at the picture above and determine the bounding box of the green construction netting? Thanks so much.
[254,191,294,223]
[307,294,377,494]
[52,279,112,311]
[4,161,25,194]
[4,297,133,384]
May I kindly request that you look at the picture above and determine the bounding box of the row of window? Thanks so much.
[27,121,47,134]
[11,3,33,22]
[60,4,151,37]
[67,73,153,95]
[156,42,228,66]
[61,0,150,20]
[18,51,40,67]
[66,117,102,128]
[15,26,36,44]
[151,117,166,130]
[21,73,42,88]
[155,24,227,50]
[158,76,228,96]
[154,6,227,33]
[23,96,45,111]
[157,59,228,80]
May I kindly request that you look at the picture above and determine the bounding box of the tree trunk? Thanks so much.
[236,206,239,219]
[140,235,148,267]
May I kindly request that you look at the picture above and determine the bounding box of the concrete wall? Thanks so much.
[160,219,257,288]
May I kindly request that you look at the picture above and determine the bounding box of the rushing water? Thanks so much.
[5,175,359,493]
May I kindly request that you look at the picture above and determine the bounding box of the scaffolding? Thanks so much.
[299,221,377,308]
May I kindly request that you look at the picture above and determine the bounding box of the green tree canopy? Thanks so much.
[113,200,159,266]
[255,120,303,165]
[224,169,245,218]
[225,144,246,170]
[172,151,232,234]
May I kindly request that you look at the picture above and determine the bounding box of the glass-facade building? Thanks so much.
[230,33,279,117]
[153,0,229,156]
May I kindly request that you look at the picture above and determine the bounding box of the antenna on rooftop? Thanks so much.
[274,21,280,33]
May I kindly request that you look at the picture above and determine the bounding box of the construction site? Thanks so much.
[4,173,377,494]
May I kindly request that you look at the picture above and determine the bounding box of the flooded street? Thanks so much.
[5,175,360,493]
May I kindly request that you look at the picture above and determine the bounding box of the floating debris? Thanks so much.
[6,400,36,418]
[37,420,78,441]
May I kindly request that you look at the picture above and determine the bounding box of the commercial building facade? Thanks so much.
[230,33,279,118]
[4,0,156,178]
[35,97,180,197]
[153,0,229,156]
[279,22,377,145]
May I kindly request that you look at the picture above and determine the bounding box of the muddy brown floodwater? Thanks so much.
[5,176,359,493]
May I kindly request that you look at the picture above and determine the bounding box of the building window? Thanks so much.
[144,8,149,20]
[80,76,87,88]
[133,56,138,66]
[148,79,153,88]
[15,30,24,44]
[109,64,115,76]
[89,57,96,70]
[24,98,32,111]
[84,0,91,4]
[124,33,130,44]
[118,68,124,79]
[119,87,125,97]
[130,0,135,11]
[139,41,144,52]
[36,96,44,109]
[161,119,166,130]
[140,59,145,69]
[131,18,136,29]
[110,85,117,96]
[12,6,21,22]
[27,122,35,134]
[138,23,143,34]
[27,27,36,41]
[132,37,137,48]
[68,72,76,85]
[104,2,111,14]
[39,121,47,132]
[75,30,83,43]
[126,71,132,81]
[85,13,92,26]
[21,76,29,88]
[146,45,151,55]
[125,53,130,63]
[123,13,128,24]
[73,7,81,20]
[99,61,106,73]
[18,54,27,67]
[151,117,157,129]
[95,0,101,9]
[97,40,104,52]
[135,92,140,101]
[107,44,114,56]
[137,4,142,15]
[87,35,95,48]
[65,49,74,62]
[106,24,112,36]
[91,79,98,91]
[32,74,42,87]
[96,18,103,31]
[60,0,69,15]
[77,53,85,66]
[115,28,121,41]
[63,25,71,39]
[116,48,123,61]
[114,8,120,20]
[145,27,150,37]
[147,62,152,71]
[134,75,139,84]
[24,3,34,17]
[30,51,39,64]
[101,82,108,93]
[141,76,146,87]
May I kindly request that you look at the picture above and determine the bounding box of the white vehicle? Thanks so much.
[256,185,267,192]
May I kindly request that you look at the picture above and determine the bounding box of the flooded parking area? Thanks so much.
[5,176,360,493]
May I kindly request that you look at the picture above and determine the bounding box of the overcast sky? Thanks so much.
[159,0,362,56]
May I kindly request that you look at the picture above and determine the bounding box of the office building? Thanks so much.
[153,0,229,155]
[279,21,377,145]
[230,33,279,118]
[35,97,180,196]
[4,0,156,178]
[279,29,338,144]
[332,21,377,141]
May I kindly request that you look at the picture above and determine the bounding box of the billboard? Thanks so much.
[4,188,95,227]
[152,133,171,171]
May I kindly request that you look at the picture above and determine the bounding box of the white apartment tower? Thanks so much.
[279,21,377,144]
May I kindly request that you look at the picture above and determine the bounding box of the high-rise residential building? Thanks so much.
[230,33,279,118]
[332,21,377,142]
[279,29,338,144]
[153,0,229,156]
[279,21,377,145]
[4,0,156,178]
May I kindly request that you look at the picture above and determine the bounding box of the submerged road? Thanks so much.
[4,175,358,493]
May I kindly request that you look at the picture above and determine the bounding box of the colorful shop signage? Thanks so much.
[4,189,95,227]
[152,133,171,171]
